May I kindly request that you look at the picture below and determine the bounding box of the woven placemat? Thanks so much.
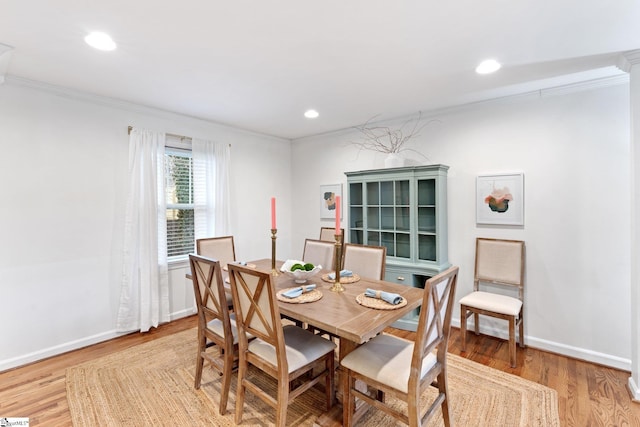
[276,288,323,303]
[321,273,361,284]
[356,293,407,310]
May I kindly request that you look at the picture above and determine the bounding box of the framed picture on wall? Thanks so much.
[320,184,342,220]
[476,173,524,225]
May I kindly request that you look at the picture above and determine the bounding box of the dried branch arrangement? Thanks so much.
[351,112,437,154]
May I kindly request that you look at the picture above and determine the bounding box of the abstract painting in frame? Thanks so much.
[476,173,524,225]
[320,184,342,220]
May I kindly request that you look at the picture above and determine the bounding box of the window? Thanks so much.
[164,147,194,260]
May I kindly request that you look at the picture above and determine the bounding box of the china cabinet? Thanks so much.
[345,164,450,330]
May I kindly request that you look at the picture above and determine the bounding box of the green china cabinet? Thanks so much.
[345,164,450,330]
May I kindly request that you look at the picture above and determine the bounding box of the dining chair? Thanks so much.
[342,243,387,281]
[189,254,240,415]
[227,264,336,427]
[196,236,235,308]
[340,266,459,427]
[319,226,343,242]
[196,236,236,269]
[459,237,525,368]
[302,238,336,270]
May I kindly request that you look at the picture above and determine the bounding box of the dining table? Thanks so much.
[255,258,425,361]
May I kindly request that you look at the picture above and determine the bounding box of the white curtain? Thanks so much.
[193,138,231,239]
[116,128,170,332]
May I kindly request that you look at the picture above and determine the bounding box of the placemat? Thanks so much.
[356,293,407,310]
[276,288,323,303]
[321,273,361,284]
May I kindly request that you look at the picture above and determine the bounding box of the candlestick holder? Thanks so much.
[270,228,279,276]
[330,234,344,292]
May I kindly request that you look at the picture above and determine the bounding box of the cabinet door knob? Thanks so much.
[397,276,405,281]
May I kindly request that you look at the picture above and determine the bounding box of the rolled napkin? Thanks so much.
[223,262,256,271]
[327,270,353,280]
[282,284,317,299]
[365,288,403,305]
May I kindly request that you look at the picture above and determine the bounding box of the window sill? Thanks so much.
[168,257,189,270]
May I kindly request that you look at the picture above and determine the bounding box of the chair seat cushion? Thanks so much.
[459,291,522,316]
[248,325,336,372]
[340,333,437,394]
[207,314,241,345]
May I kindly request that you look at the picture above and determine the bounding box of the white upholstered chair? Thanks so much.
[227,264,336,427]
[196,236,236,308]
[459,237,525,367]
[189,254,239,415]
[341,266,459,427]
[302,238,336,270]
[196,236,236,270]
[319,226,343,242]
[342,243,387,281]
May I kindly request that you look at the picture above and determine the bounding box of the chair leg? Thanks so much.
[276,373,289,427]
[509,316,517,368]
[437,370,452,427]
[194,336,206,389]
[460,307,467,352]
[325,354,335,410]
[519,315,525,348]
[234,358,248,424]
[218,348,234,415]
[473,312,480,335]
[342,370,355,427]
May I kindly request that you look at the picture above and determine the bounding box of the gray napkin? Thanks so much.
[327,270,353,280]
[282,284,316,298]
[365,288,402,305]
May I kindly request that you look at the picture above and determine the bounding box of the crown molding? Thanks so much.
[3,75,289,142]
[617,50,640,73]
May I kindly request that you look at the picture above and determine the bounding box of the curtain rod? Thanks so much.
[127,126,231,147]
[127,126,190,141]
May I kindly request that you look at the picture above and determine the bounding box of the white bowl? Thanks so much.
[280,259,322,283]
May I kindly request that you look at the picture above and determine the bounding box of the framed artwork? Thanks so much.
[476,173,524,225]
[320,184,342,220]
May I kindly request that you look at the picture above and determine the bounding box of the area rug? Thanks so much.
[66,329,559,426]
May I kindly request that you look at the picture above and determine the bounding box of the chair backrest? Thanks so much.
[196,236,236,270]
[342,243,387,280]
[189,254,233,340]
[227,264,288,369]
[302,239,336,270]
[412,266,459,383]
[474,238,525,298]
[319,227,343,242]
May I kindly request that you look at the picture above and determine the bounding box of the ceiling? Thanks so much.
[1,1,639,140]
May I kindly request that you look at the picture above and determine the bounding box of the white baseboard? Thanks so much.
[628,376,640,401]
[451,318,631,371]
[0,309,196,372]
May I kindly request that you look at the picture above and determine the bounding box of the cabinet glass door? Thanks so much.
[349,183,363,244]
[417,179,436,261]
[364,179,411,259]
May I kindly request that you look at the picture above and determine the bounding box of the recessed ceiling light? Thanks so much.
[476,59,501,74]
[85,32,116,51]
[304,109,319,119]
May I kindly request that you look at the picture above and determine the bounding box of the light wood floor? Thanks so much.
[1,315,639,426]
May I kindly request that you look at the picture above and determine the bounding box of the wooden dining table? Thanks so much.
[251,258,424,360]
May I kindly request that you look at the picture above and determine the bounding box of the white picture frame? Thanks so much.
[320,184,342,220]
[476,173,524,226]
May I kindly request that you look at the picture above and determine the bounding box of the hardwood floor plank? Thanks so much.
[2,316,640,426]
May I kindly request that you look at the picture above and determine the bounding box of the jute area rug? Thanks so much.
[66,329,559,426]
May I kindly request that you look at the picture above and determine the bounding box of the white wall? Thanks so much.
[0,81,294,370]
[291,82,632,369]
[1,78,631,371]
